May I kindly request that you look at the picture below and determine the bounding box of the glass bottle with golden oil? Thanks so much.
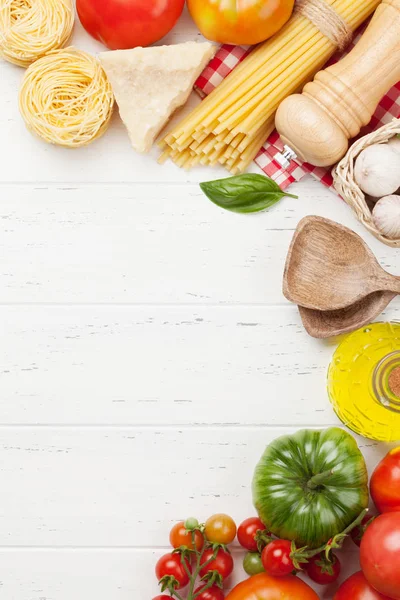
[328,322,400,442]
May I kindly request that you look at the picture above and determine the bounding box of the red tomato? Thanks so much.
[155,553,191,590]
[76,0,185,50]
[187,0,295,45]
[360,512,400,599]
[195,585,225,600]
[169,521,204,552]
[200,548,234,580]
[351,515,375,547]
[371,448,400,513]
[334,571,392,600]
[237,518,267,552]
[225,573,319,600]
[205,514,237,545]
[153,597,172,600]
[261,540,294,577]
[306,553,341,585]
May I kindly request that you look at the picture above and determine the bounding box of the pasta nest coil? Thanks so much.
[19,47,115,148]
[0,0,74,67]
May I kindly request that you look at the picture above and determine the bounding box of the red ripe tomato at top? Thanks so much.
[187,0,295,45]
[370,447,400,513]
[76,0,186,50]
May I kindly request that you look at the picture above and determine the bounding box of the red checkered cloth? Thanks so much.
[195,27,400,191]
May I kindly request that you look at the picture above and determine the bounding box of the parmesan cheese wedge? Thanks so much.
[99,42,216,154]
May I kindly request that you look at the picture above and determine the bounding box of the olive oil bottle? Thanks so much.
[328,322,400,442]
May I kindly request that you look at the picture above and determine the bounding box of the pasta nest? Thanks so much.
[19,47,115,148]
[0,0,74,67]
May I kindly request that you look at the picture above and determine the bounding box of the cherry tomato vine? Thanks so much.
[155,516,235,600]
[153,509,369,599]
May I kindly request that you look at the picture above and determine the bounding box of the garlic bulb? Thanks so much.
[373,195,400,239]
[354,144,400,197]
[388,136,400,155]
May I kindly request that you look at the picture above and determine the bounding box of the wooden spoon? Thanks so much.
[283,216,400,311]
[298,291,397,339]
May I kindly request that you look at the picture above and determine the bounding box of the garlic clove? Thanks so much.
[354,143,400,197]
[372,194,400,239]
[388,136,400,155]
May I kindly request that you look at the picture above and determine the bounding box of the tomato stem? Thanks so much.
[306,470,334,490]
[178,529,219,600]
[192,574,218,600]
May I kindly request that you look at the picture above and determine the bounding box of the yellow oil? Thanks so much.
[328,322,400,442]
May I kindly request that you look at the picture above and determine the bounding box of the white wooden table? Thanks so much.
[1,8,399,600]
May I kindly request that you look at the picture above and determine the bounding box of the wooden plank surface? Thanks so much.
[2,304,399,425]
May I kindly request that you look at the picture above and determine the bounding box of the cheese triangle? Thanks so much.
[99,42,216,153]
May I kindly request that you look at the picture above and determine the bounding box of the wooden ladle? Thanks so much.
[283,216,400,311]
[298,291,397,339]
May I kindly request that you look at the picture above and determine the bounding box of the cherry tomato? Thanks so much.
[243,552,265,576]
[360,512,400,599]
[261,540,294,577]
[155,553,191,590]
[334,571,392,600]
[77,0,185,50]
[237,518,267,552]
[169,521,204,552]
[187,0,295,45]
[200,548,234,580]
[351,515,375,547]
[153,597,172,600]
[306,553,341,585]
[185,517,199,530]
[205,514,237,545]
[195,585,225,600]
[371,448,400,513]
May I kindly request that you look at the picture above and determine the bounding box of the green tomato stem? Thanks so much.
[192,575,217,600]
[184,530,219,600]
[306,470,334,490]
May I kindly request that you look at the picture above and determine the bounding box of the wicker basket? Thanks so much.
[333,118,400,248]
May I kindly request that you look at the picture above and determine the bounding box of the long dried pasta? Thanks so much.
[160,0,381,174]
[19,48,114,148]
[0,0,74,67]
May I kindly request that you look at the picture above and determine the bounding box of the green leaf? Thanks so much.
[200,174,297,214]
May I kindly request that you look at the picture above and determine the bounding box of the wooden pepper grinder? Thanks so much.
[275,0,400,167]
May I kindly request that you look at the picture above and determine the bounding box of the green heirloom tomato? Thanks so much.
[252,428,369,548]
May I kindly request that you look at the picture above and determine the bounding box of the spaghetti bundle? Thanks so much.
[0,0,74,67]
[160,0,381,174]
[19,48,114,148]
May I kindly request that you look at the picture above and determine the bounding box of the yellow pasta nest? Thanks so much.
[19,48,115,148]
[0,0,74,67]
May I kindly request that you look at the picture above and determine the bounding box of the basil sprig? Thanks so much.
[200,174,297,214]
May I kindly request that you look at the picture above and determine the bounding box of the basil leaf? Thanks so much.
[200,174,297,214]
